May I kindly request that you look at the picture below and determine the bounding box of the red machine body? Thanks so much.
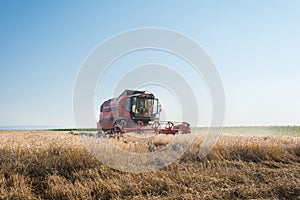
[97,90,190,134]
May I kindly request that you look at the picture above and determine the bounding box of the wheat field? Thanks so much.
[0,130,299,199]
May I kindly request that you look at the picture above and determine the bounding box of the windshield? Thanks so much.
[131,97,154,117]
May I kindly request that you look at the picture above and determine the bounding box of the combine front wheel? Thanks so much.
[110,124,121,134]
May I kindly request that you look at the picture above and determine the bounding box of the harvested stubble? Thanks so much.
[0,130,299,199]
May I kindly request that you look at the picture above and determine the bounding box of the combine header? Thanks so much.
[97,90,191,135]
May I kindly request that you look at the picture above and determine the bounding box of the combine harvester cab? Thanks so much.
[97,90,191,135]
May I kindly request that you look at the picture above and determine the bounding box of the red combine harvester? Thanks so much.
[97,90,191,135]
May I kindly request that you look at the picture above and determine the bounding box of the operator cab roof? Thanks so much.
[119,89,154,98]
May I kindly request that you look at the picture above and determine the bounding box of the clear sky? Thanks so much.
[0,0,299,128]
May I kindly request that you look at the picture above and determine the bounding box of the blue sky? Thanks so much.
[0,0,299,127]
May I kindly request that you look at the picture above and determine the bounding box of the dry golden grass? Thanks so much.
[0,130,299,199]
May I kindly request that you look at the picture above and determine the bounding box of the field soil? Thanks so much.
[0,130,299,199]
